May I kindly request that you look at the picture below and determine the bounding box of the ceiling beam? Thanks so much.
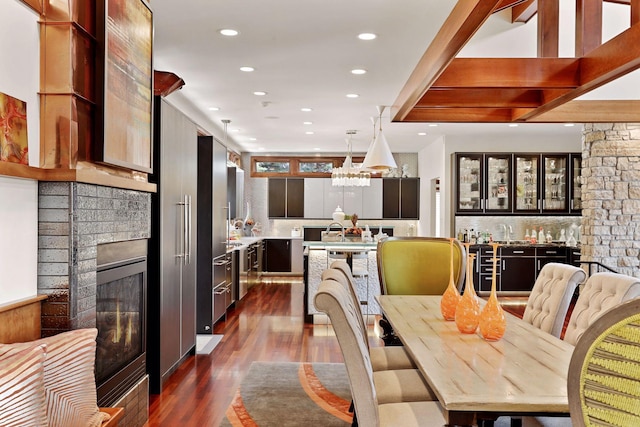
[515,21,640,120]
[391,0,503,122]
[528,100,640,122]
[512,0,538,23]
[417,88,543,108]
[403,108,517,123]
[575,0,603,56]
[538,0,560,57]
[431,58,580,88]
[632,0,640,24]
[495,0,530,12]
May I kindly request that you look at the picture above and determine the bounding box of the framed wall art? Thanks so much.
[96,0,153,173]
[0,92,29,165]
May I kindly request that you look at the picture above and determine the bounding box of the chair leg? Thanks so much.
[351,410,358,427]
[510,418,522,427]
[349,400,354,413]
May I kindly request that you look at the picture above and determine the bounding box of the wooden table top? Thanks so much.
[377,295,573,417]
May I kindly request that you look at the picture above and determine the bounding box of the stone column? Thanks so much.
[581,123,640,277]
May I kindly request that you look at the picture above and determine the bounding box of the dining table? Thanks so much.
[376,295,574,426]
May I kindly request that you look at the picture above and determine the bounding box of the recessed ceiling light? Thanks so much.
[208,107,220,111]
[418,132,427,136]
[358,33,377,40]
[303,121,313,125]
[219,29,239,36]
[305,131,314,135]
[564,123,575,127]
[351,69,367,75]
[428,124,438,127]
[346,93,359,98]
[240,66,255,72]
[248,137,257,141]
[313,148,321,151]
[301,107,313,112]
[509,124,519,127]
[253,91,267,96]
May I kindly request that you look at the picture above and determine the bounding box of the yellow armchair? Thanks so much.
[377,237,466,296]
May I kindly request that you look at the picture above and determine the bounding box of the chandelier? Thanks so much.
[332,130,371,187]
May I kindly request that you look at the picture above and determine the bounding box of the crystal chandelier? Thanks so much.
[332,130,371,187]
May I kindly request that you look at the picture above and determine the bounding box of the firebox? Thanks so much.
[96,239,147,407]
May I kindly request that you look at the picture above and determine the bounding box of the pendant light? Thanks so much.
[331,130,371,187]
[362,105,397,171]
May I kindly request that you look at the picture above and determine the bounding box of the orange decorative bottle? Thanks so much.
[440,238,461,320]
[455,246,480,334]
[479,243,507,341]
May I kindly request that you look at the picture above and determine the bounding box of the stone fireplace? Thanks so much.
[38,182,151,427]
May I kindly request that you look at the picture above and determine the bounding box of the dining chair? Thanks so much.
[314,280,446,427]
[377,237,466,296]
[325,262,416,371]
[522,262,587,338]
[567,297,640,426]
[563,271,640,346]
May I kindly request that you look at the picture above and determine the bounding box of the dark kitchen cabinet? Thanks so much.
[455,153,511,214]
[268,178,304,218]
[499,247,536,292]
[456,152,581,215]
[263,239,291,272]
[536,247,568,274]
[382,178,420,219]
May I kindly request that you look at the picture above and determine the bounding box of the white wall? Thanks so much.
[0,176,39,304]
[1,1,40,167]
[417,136,445,236]
[0,1,40,304]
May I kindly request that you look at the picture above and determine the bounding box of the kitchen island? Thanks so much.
[304,241,380,323]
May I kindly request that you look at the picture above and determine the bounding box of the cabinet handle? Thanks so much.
[177,199,187,260]
[546,250,557,254]
[481,199,484,210]
[538,260,541,270]
[512,250,524,254]
[537,199,540,209]
[502,260,505,271]
[570,200,574,210]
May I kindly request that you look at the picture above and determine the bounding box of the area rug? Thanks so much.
[221,362,353,426]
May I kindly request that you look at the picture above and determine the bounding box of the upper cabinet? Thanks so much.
[268,178,304,218]
[301,178,383,219]
[455,152,581,216]
[383,178,420,219]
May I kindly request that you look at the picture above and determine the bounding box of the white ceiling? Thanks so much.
[150,1,634,155]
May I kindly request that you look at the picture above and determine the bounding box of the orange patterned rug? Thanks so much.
[222,362,352,426]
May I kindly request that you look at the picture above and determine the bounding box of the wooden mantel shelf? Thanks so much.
[0,162,157,193]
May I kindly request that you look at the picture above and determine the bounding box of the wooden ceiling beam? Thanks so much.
[632,0,640,24]
[417,88,543,108]
[431,58,580,89]
[576,0,603,56]
[391,0,503,122]
[538,0,560,57]
[512,0,538,23]
[404,108,516,123]
[495,0,530,12]
[528,100,640,122]
[515,22,640,120]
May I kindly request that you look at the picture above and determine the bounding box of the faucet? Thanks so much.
[325,222,345,242]
[501,224,513,244]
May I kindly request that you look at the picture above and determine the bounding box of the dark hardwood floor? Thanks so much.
[145,276,532,426]
[145,276,360,426]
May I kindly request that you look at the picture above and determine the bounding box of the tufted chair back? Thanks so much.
[321,267,369,350]
[377,237,466,295]
[522,263,586,338]
[314,280,379,427]
[563,272,640,346]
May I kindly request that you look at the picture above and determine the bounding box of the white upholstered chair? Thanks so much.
[563,271,640,346]
[320,268,434,406]
[522,271,640,427]
[314,280,445,426]
[522,263,586,338]
[327,261,416,371]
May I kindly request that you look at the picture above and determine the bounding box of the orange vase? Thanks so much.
[479,243,506,341]
[455,248,480,334]
[440,238,461,320]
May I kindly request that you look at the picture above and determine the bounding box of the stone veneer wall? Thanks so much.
[38,181,151,426]
[581,123,640,277]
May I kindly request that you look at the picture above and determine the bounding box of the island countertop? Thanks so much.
[303,241,378,251]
